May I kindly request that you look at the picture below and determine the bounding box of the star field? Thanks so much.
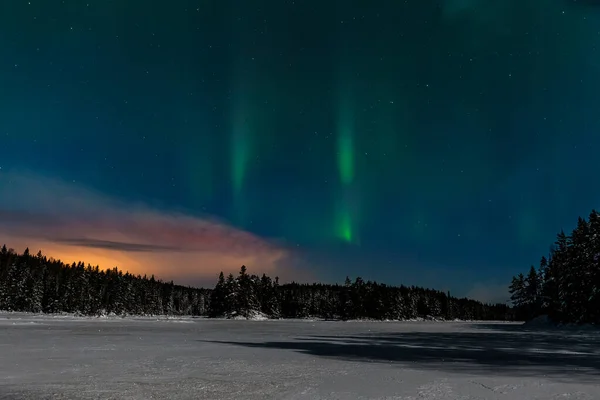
[1,0,600,302]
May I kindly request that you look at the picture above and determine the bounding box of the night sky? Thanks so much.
[1,0,600,303]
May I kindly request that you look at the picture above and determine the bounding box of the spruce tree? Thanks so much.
[588,210,600,321]
[236,265,259,318]
[525,266,541,318]
[224,273,237,316]
[509,273,527,319]
[208,272,226,317]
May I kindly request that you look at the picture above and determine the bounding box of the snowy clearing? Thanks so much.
[1,313,599,399]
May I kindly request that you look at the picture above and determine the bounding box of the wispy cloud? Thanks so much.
[51,238,183,253]
[0,170,312,287]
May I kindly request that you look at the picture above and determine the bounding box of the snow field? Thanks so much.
[1,313,599,399]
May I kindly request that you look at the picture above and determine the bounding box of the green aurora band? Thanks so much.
[336,203,355,244]
[336,95,355,186]
[335,83,359,244]
[229,86,252,226]
[231,104,249,198]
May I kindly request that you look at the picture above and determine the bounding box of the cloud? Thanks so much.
[0,170,312,287]
[51,238,183,253]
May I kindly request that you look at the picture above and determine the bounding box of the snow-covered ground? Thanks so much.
[1,313,599,399]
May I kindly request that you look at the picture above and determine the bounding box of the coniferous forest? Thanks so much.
[509,209,600,324]
[0,244,512,321]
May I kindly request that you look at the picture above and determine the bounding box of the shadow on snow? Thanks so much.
[201,324,600,383]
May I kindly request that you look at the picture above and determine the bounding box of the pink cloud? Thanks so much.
[0,170,312,286]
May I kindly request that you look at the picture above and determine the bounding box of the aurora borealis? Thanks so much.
[1,0,600,302]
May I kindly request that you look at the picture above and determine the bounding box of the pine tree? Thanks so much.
[568,217,590,322]
[339,276,354,320]
[552,230,571,321]
[525,266,541,318]
[208,272,226,317]
[224,273,237,316]
[588,210,600,321]
[509,273,527,319]
[236,265,259,318]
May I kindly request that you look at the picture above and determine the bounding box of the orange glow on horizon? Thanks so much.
[0,172,314,286]
[3,237,144,274]
[0,236,298,286]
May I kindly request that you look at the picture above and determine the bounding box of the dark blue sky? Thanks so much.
[1,0,600,302]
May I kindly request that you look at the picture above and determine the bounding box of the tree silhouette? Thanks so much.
[0,248,209,316]
[510,209,600,324]
[0,246,512,321]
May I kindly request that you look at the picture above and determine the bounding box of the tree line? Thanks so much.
[509,209,600,324]
[0,245,512,321]
[209,265,512,321]
[0,246,209,316]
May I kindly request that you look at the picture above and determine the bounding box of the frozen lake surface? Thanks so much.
[1,313,599,399]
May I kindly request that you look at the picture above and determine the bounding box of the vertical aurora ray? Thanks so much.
[330,1,365,245]
[336,204,354,243]
[227,46,259,227]
[336,92,355,186]
[226,5,263,227]
[231,103,249,198]
[229,93,252,226]
[334,93,359,244]
[334,193,361,245]
[337,133,354,185]
[334,75,359,244]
